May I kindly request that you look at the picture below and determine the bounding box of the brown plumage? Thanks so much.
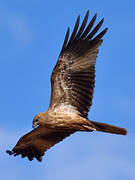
[6,10,127,162]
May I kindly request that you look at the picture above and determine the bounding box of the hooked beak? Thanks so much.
[32,124,35,129]
[32,123,38,129]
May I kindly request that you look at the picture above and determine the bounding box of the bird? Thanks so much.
[6,10,127,162]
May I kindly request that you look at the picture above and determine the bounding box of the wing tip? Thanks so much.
[6,148,43,162]
[6,150,14,155]
[104,27,108,33]
[86,10,89,17]
[37,157,42,162]
[60,10,107,54]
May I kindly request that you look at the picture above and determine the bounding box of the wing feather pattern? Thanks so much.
[49,10,108,117]
[6,126,74,162]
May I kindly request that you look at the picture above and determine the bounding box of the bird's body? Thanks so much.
[33,110,95,131]
[7,10,127,162]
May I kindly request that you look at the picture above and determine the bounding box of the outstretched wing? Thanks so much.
[49,10,108,118]
[6,126,74,162]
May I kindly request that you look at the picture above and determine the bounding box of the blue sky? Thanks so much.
[0,0,135,180]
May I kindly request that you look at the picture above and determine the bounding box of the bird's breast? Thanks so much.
[45,110,86,130]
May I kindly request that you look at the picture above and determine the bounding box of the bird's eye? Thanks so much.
[35,119,38,122]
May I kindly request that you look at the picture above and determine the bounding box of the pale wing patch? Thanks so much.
[52,103,79,115]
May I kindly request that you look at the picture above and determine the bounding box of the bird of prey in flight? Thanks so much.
[7,10,127,162]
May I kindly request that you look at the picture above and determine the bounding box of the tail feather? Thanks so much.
[91,121,127,135]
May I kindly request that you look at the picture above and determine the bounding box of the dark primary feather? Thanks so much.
[75,10,89,40]
[6,126,75,162]
[86,18,104,40]
[49,10,108,117]
[67,15,80,48]
[81,13,97,39]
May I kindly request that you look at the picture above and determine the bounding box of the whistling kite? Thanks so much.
[7,10,127,162]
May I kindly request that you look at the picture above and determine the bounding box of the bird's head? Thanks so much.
[32,112,47,128]
[32,114,41,128]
